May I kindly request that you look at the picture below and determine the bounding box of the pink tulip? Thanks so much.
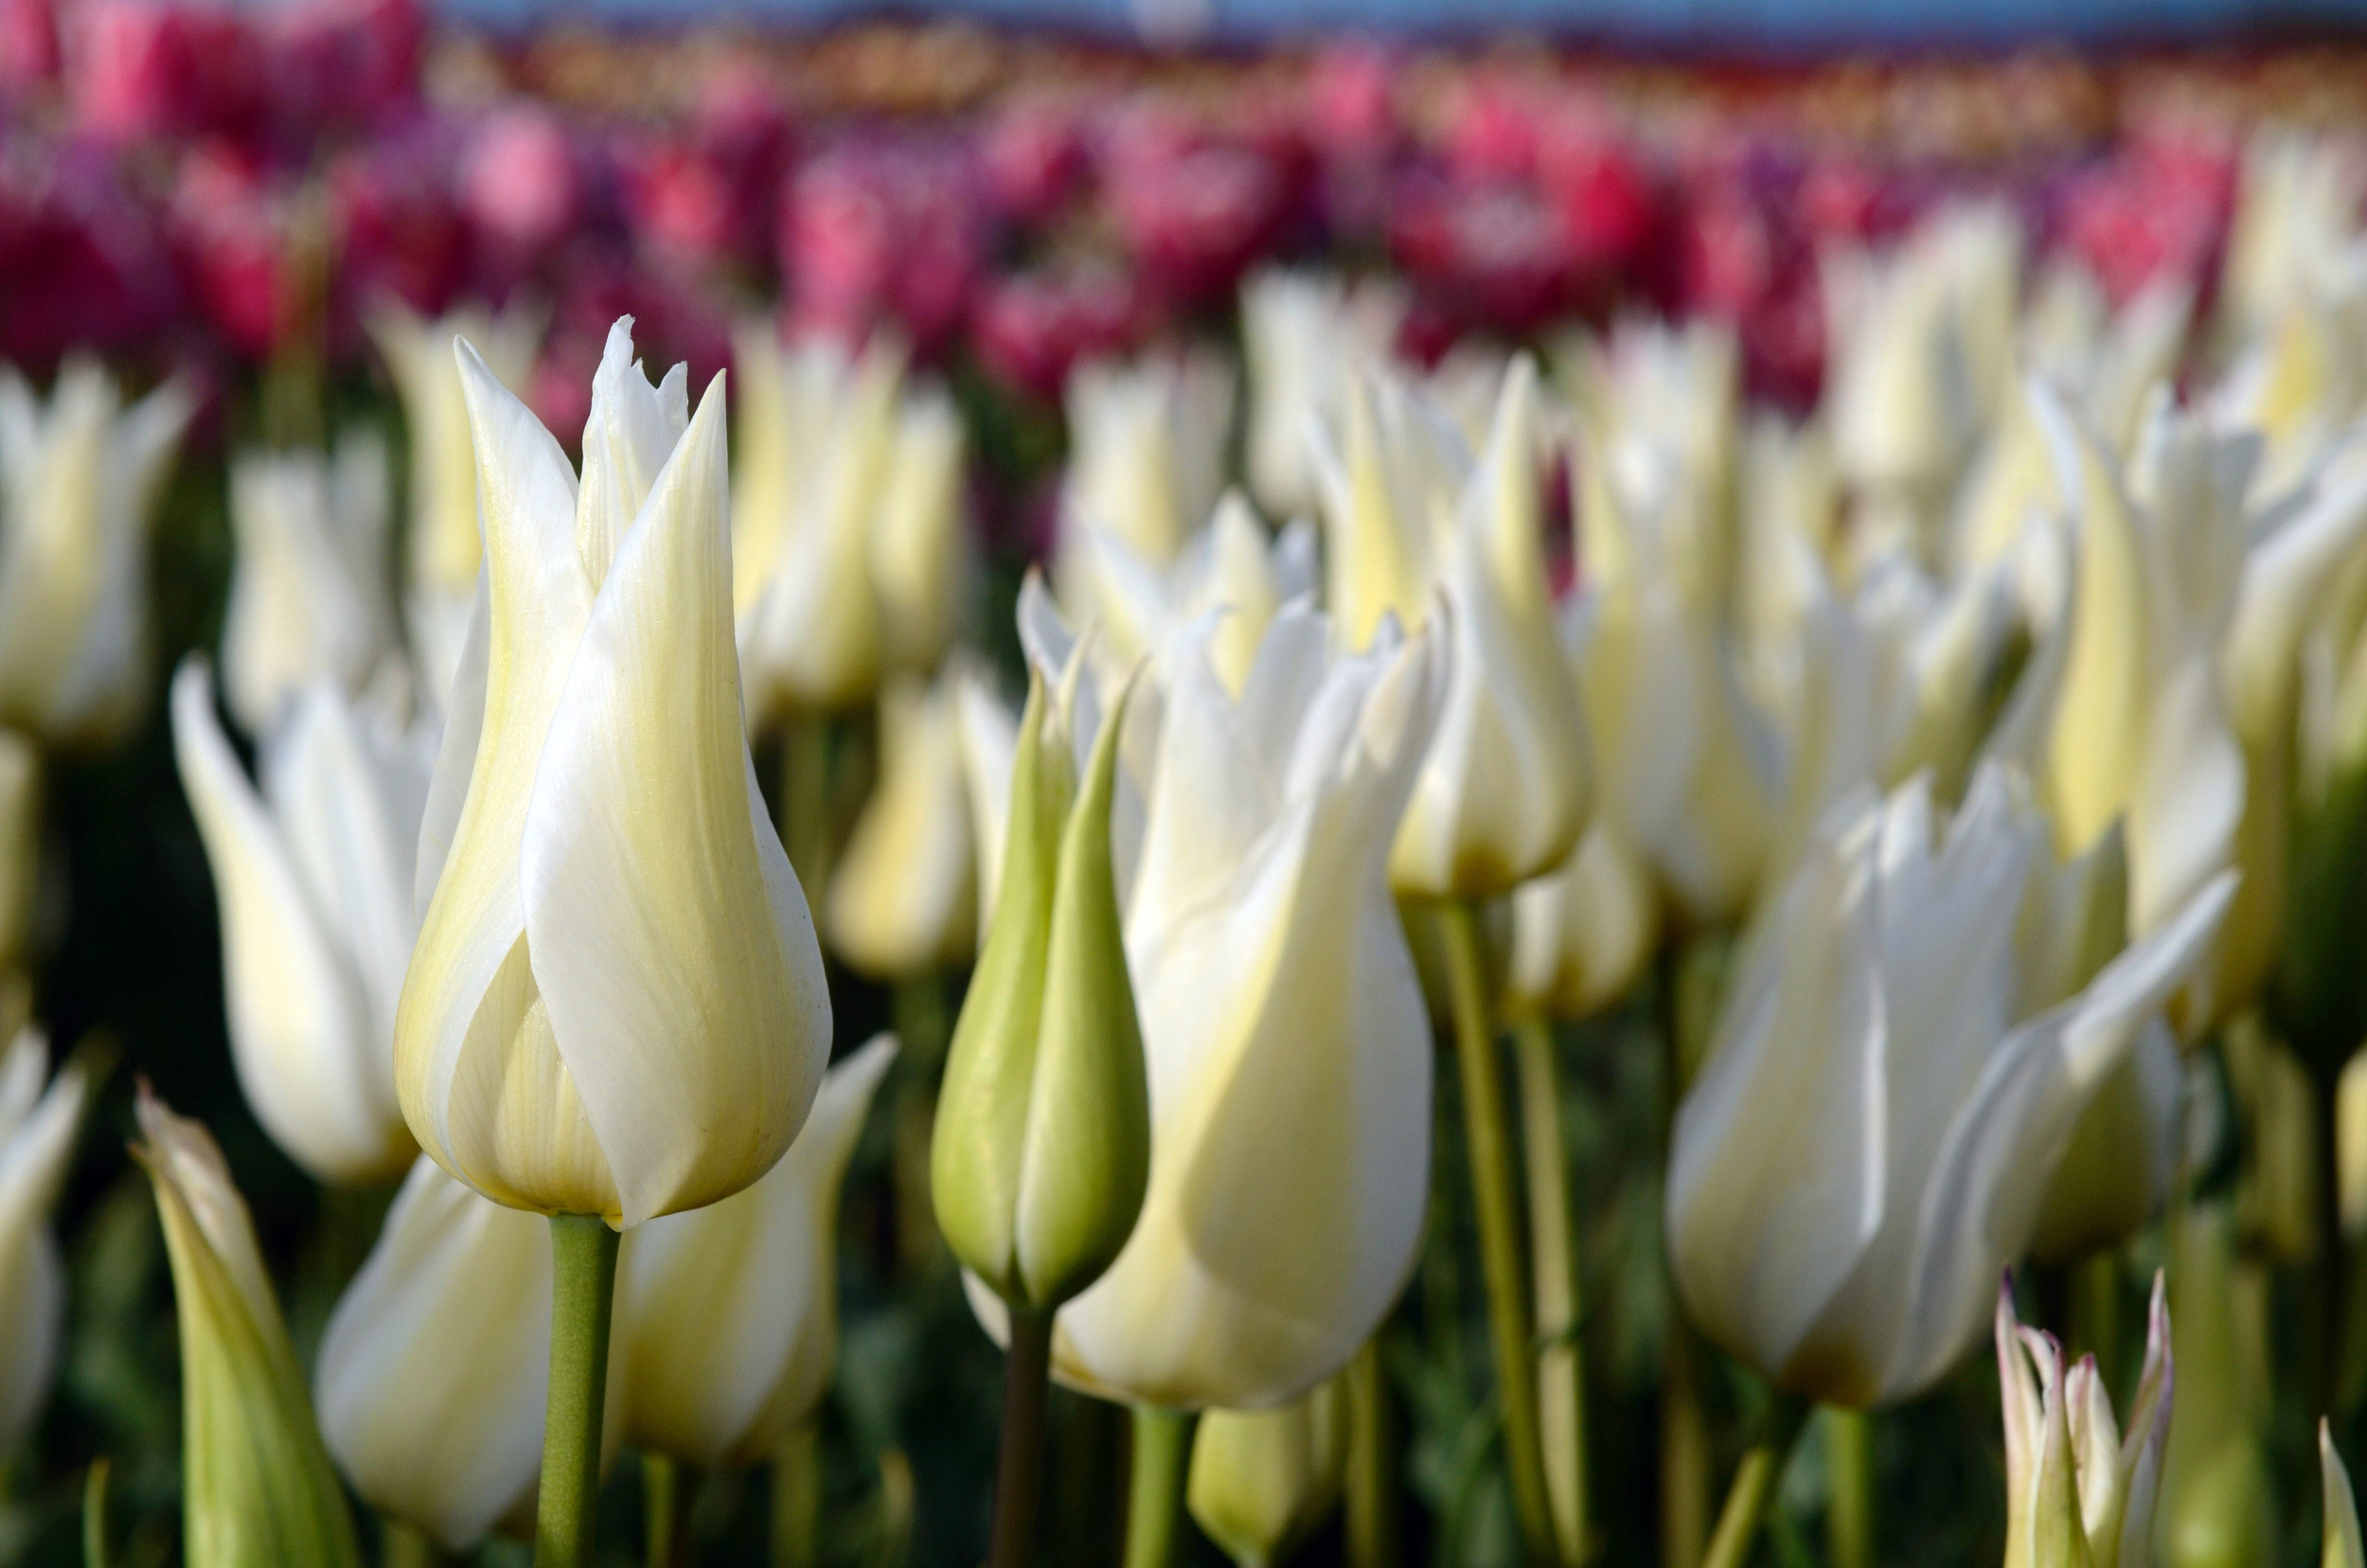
[460,102,578,277]
[782,136,985,353]
[970,265,1145,401]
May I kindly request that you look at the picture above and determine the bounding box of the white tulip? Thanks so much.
[396,316,831,1226]
[2216,129,2364,359]
[1310,356,1589,898]
[1084,490,1318,695]
[1505,818,1658,1022]
[370,302,540,710]
[0,358,191,747]
[1240,269,1404,520]
[1667,765,2234,1407]
[1050,601,1449,1408]
[1825,203,2021,555]
[826,673,976,981]
[1057,347,1236,632]
[616,1034,896,1468]
[314,1154,621,1551]
[1985,390,2249,962]
[0,1026,88,1449]
[172,660,428,1185]
[221,432,399,735]
[734,329,970,722]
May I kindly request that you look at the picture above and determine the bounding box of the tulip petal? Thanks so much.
[2325,1422,2364,1568]
[520,374,830,1225]
[173,663,407,1184]
[1882,871,2234,1399]
[619,1034,896,1467]
[314,1157,551,1551]
[576,320,687,592]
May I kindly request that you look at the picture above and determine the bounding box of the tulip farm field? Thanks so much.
[8,13,2367,1568]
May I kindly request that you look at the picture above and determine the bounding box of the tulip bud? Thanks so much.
[315,1156,599,1551]
[0,729,37,979]
[933,658,1148,1314]
[133,1087,363,1568]
[0,1026,87,1450]
[871,387,969,675]
[396,317,832,1226]
[0,359,192,749]
[220,432,398,735]
[1995,1272,2171,1568]
[1054,603,1448,1408]
[173,662,427,1185]
[1186,1381,1348,1568]
[1506,819,1657,1022]
[827,675,977,981]
[617,1034,896,1467]
[2323,1422,2363,1568]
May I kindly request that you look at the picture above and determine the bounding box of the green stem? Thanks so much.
[1661,1328,1711,1568]
[382,1520,435,1568]
[2070,1254,2122,1396]
[780,712,835,898]
[644,1452,679,1568]
[771,1424,820,1568]
[1344,1339,1398,1568]
[1123,1407,1190,1568]
[892,973,951,1276]
[1822,1407,1872,1568]
[1438,900,1557,1568]
[1699,1399,1810,1568]
[988,1309,1057,1568]
[82,1459,108,1568]
[535,1215,622,1568]
[1657,943,1710,1568]
[1513,1013,1589,1568]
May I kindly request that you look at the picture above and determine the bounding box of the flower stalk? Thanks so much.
[988,1310,1057,1568]
[1123,1407,1190,1568]
[535,1215,621,1568]
[1438,900,1557,1566]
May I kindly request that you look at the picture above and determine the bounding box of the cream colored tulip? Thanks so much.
[2022,264,2195,454]
[1186,1381,1348,1568]
[1575,419,1779,927]
[1506,818,1658,1022]
[2216,129,2364,360]
[314,1155,572,1551]
[1050,602,1449,1407]
[734,328,970,722]
[828,674,977,980]
[1986,391,2248,966]
[1667,766,2234,1408]
[0,358,191,748]
[1825,203,2021,557]
[373,303,539,711]
[1240,269,1404,520]
[2324,1422,2364,1568]
[617,1034,896,1468]
[135,1088,363,1568]
[1084,490,1317,695]
[172,660,426,1185]
[371,300,537,595]
[1996,1273,2171,1568]
[0,729,37,979]
[1311,356,1588,898]
[221,432,398,736]
[396,316,832,1226]
[0,1026,87,1450]
[1061,347,1235,576]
